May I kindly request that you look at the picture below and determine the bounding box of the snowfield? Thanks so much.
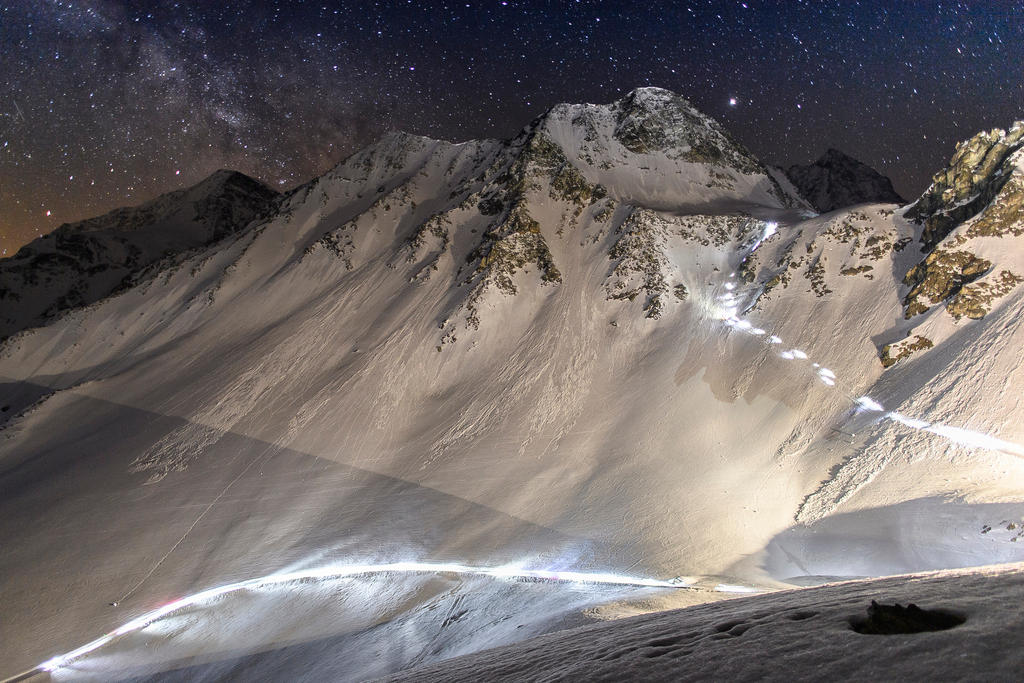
[2,89,1023,679]
[386,564,1024,682]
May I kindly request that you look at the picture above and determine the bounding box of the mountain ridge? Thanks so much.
[0,169,279,341]
[2,89,1023,679]
[783,148,905,213]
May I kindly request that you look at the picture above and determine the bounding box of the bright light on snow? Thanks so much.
[32,561,687,675]
[856,396,885,412]
[746,220,779,255]
[886,412,1024,456]
[715,307,1024,459]
[714,583,761,593]
[885,412,929,430]
[923,423,1024,456]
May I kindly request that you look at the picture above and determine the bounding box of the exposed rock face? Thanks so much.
[0,170,279,340]
[902,250,991,318]
[880,335,934,367]
[783,148,905,213]
[908,123,1024,249]
[612,88,763,174]
[897,124,1024,322]
[876,123,1024,368]
[946,270,1024,320]
[465,133,570,296]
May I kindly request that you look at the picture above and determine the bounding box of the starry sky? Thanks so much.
[1,0,1022,254]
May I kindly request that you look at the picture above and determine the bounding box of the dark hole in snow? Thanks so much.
[786,610,818,621]
[0,405,8,412]
[849,600,966,635]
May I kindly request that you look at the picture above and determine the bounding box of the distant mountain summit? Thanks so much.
[784,148,904,212]
[0,169,279,340]
[538,86,804,211]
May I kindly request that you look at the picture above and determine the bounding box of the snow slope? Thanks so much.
[1,90,1023,678]
[387,564,1024,682]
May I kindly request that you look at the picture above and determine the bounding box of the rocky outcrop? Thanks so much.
[0,170,279,340]
[612,88,763,175]
[896,123,1024,322]
[783,149,904,213]
[605,208,671,318]
[902,250,991,318]
[874,123,1024,370]
[880,335,934,367]
[907,123,1024,249]
[946,270,1024,320]
[462,132,581,298]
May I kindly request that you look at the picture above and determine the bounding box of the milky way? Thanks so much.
[1,0,1021,253]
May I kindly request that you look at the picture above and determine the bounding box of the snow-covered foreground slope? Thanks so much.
[387,564,1024,682]
[2,90,1023,678]
[20,569,680,682]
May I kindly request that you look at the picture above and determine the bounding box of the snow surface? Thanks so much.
[2,89,1023,679]
[386,564,1024,682]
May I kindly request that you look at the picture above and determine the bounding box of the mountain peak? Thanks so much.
[907,122,1024,248]
[820,148,855,163]
[196,168,261,187]
[539,87,797,206]
[0,167,279,340]
[784,149,904,212]
[619,86,691,107]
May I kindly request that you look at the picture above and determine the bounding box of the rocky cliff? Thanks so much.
[784,148,904,212]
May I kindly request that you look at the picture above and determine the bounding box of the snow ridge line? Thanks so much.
[3,562,693,681]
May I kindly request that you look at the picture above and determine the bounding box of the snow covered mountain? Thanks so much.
[0,170,279,341]
[2,89,1023,680]
[783,148,905,213]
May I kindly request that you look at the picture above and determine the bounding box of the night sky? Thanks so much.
[1,1,1022,254]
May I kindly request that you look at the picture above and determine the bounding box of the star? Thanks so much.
[729,97,738,107]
